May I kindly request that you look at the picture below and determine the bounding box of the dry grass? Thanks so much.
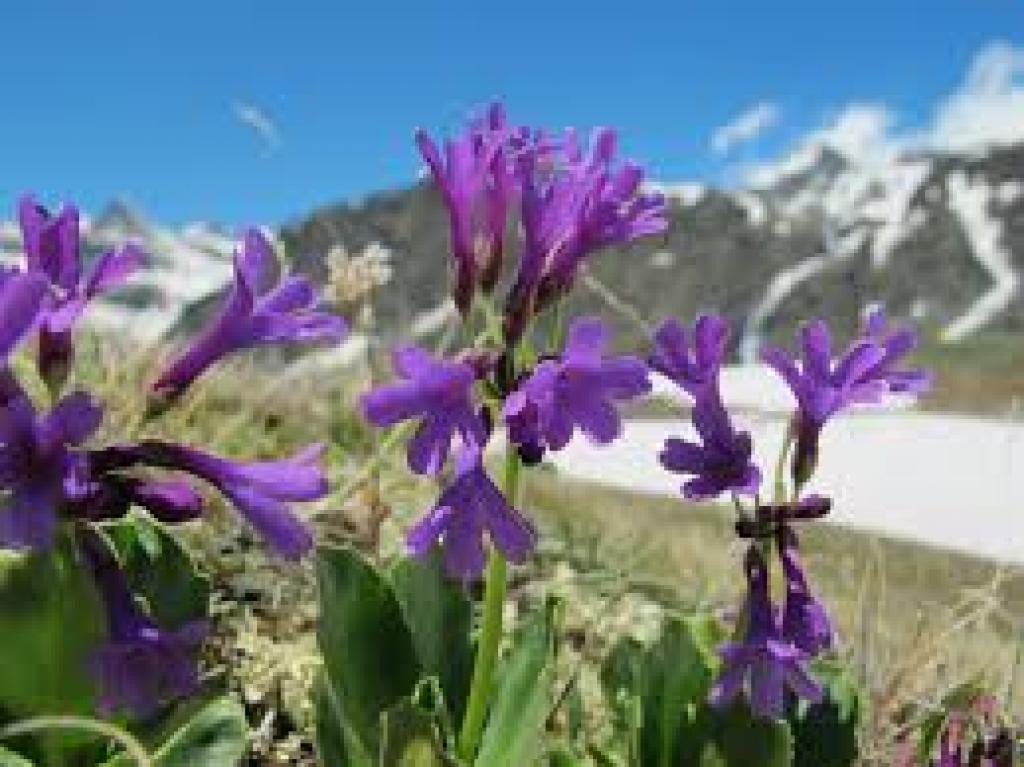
[520,470,1024,760]
[56,331,1024,763]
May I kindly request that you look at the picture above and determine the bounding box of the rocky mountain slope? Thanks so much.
[2,139,1021,357]
[282,140,1024,354]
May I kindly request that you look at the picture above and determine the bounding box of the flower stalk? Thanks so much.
[458,446,521,761]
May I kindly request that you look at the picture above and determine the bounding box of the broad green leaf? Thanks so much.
[601,637,646,706]
[314,679,365,767]
[0,745,34,766]
[150,697,247,767]
[789,659,861,767]
[696,701,794,767]
[546,746,587,766]
[103,517,209,629]
[316,546,420,762]
[600,636,645,763]
[99,697,248,767]
[389,549,473,723]
[474,598,560,767]
[645,615,718,766]
[0,533,106,762]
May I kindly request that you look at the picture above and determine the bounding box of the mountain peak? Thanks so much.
[90,198,152,239]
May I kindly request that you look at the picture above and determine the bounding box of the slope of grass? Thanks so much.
[520,470,1024,762]
[55,333,1024,764]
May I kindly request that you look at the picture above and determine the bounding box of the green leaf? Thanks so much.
[696,701,794,767]
[600,636,645,763]
[99,697,248,767]
[389,549,473,723]
[0,745,34,766]
[546,746,587,766]
[314,679,365,767]
[150,697,247,767]
[643,614,719,766]
[789,660,861,767]
[474,598,560,767]
[600,614,724,767]
[0,533,106,763]
[0,539,105,717]
[316,546,421,763]
[103,517,209,629]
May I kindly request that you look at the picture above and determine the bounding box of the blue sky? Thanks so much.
[1,1,1022,225]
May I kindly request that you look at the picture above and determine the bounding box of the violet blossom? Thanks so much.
[0,389,102,550]
[74,474,205,525]
[648,314,730,403]
[503,316,650,454]
[778,526,833,656]
[416,102,521,312]
[0,269,48,363]
[152,228,347,400]
[860,306,934,395]
[709,545,822,719]
[504,129,666,340]
[659,397,760,501]
[762,315,928,486]
[406,446,536,581]
[90,441,328,560]
[79,528,205,717]
[18,195,142,386]
[361,345,486,475]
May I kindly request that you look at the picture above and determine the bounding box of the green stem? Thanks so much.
[457,448,521,762]
[0,715,153,767]
[773,418,797,503]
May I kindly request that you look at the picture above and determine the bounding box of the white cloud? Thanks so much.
[743,40,1024,188]
[233,102,282,154]
[744,103,898,188]
[710,101,780,156]
[930,41,1024,153]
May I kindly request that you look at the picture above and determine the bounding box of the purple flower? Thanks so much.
[659,398,760,501]
[0,390,102,549]
[406,446,536,581]
[709,546,822,719]
[503,316,651,452]
[504,129,666,340]
[361,345,486,475]
[778,526,833,656]
[648,314,730,402]
[762,316,924,485]
[860,306,933,395]
[0,269,49,363]
[79,528,205,717]
[74,475,205,525]
[90,441,327,560]
[416,103,521,312]
[152,228,347,400]
[18,196,142,386]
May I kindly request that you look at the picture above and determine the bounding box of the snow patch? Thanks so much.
[730,191,767,226]
[738,226,868,362]
[941,172,1021,341]
[648,181,705,207]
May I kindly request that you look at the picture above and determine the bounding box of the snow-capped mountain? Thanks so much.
[0,200,237,342]
[282,138,1023,354]
[2,134,1020,357]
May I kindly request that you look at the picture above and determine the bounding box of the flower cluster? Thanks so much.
[0,202,346,717]
[363,104,665,581]
[416,102,666,338]
[653,310,929,718]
